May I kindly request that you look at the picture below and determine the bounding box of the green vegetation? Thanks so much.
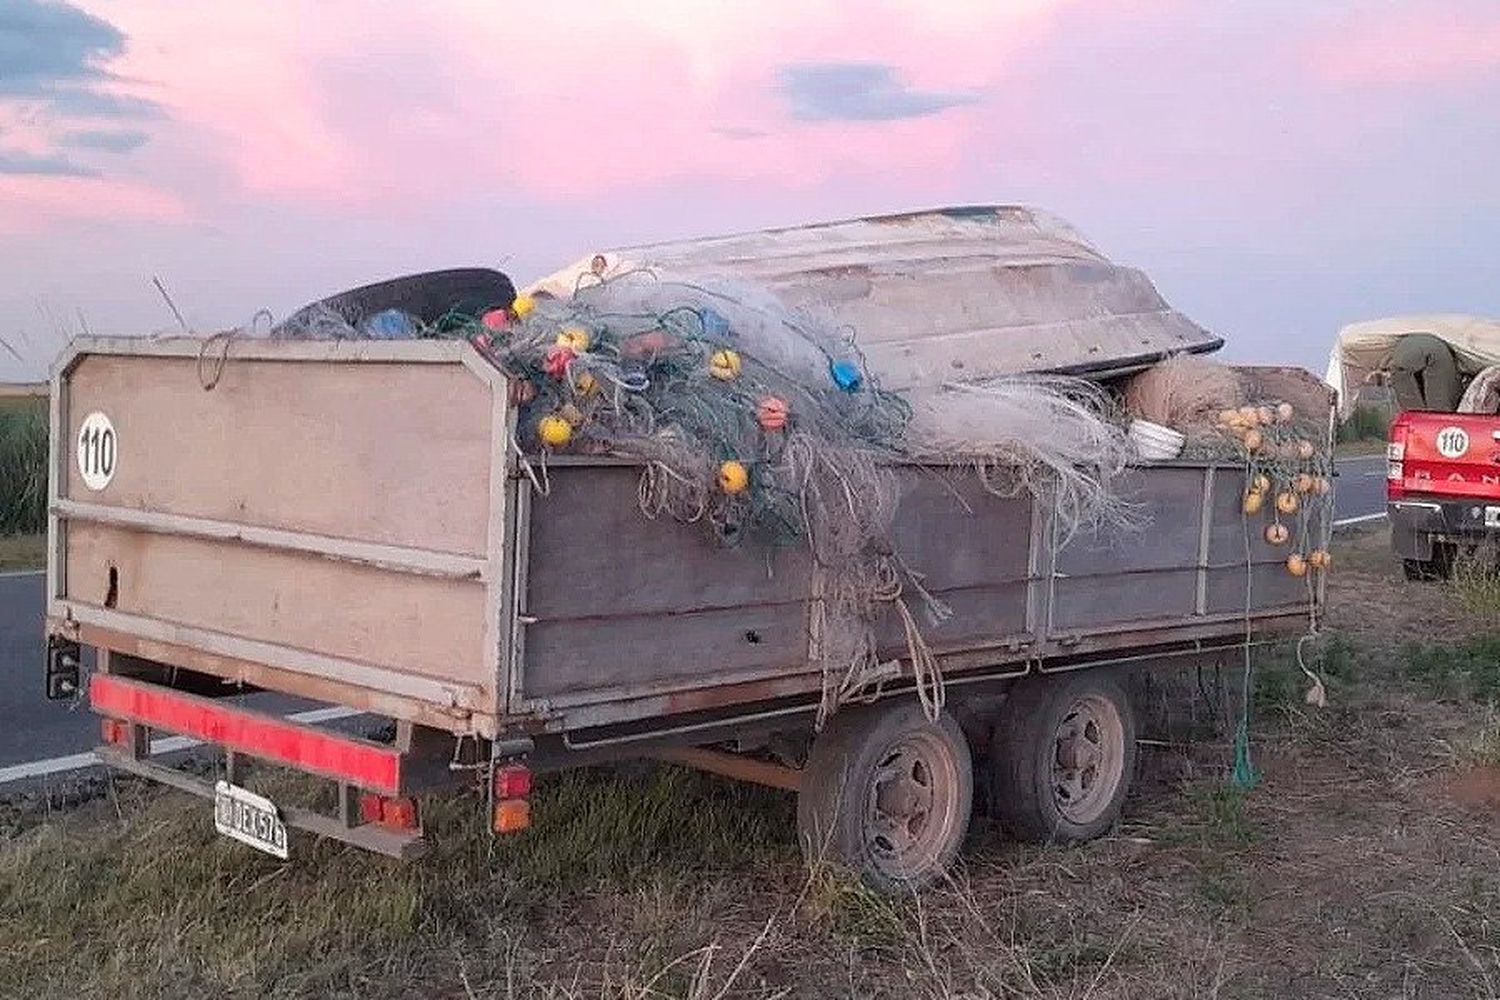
[1335,401,1392,445]
[0,397,46,537]
[0,533,45,572]
[1403,634,1500,702]
[1450,544,1500,626]
[1252,633,1355,716]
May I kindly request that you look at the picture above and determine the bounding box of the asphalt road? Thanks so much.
[0,454,1393,786]
[0,573,92,767]
[0,571,350,787]
[1330,453,1389,525]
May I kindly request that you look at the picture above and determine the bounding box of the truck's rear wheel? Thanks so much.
[1403,544,1454,581]
[989,672,1136,844]
[797,701,972,892]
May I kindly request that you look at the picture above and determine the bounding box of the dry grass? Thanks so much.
[6,524,1500,998]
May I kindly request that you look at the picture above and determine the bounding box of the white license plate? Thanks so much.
[213,780,289,859]
[1487,507,1500,528]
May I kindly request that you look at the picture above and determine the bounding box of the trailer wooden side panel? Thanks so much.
[513,459,1320,724]
[518,466,815,701]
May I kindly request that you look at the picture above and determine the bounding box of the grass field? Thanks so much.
[4,527,1500,998]
[0,534,45,573]
[0,397,46,540]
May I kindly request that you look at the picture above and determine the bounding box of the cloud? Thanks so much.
[0,0,163,119]
[57,127,150,153]
[43,86,164,120]
[1307,5,1500,87]
[0,148,99,177]
[710,125,768,140]
[777,62,981,122]
[0,0,123,93]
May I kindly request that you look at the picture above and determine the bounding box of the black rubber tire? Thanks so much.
[276,267,516,334]
[1403,559,1432,581]
[1404,543,1455,582]
[989,672,1137,845]
[797,700,973,893]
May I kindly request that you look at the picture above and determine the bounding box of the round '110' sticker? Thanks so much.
[1436,425,1470,459]
[76,411,118,491]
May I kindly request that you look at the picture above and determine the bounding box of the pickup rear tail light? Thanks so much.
[1387,416,1409,500]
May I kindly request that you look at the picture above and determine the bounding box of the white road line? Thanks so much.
[0,569,45,580]
[1333,512,1387,528]
[0,705,365,785]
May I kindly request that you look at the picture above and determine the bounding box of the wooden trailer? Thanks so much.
[44,335,1327,888]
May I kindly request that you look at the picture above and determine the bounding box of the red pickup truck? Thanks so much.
[1388,411,1500,579]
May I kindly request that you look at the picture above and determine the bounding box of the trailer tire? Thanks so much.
[797,701,972,893]
[989,672,1136,845]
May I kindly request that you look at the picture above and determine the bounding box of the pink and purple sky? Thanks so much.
[1,0,1496,381]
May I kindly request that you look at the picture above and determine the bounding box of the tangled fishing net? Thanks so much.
[906,378,1138,544]
[1123,355,1245,439]
[270,271,1137,725]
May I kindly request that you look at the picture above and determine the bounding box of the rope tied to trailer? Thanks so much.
[1233,499,1260,791]
[196,311,269,391]
[1230,410,1335,790]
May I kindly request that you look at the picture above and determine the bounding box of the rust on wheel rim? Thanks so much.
[1050,693,1126,826]
[863,732,963,879]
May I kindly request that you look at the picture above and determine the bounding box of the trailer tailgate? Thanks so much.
[48,338,511,737]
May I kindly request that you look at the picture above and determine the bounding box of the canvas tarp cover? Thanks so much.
[523,206,1221,390]
[1326,314,1500,418]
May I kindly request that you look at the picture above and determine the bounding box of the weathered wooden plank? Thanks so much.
[65,522,492,691]
[1050,569,1200,629]
[1055,468,1204,575]
[1205,563,1314,616]
[1207,468,1329,565]
[874,583,1031,655]
[64,354,494,556]
[521,603,809,699]
[883,470,1032,590]
[525,466,813,618]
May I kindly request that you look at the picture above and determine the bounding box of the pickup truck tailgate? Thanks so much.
[1392,411,1500,499]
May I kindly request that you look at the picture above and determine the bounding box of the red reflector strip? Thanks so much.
[89,673,401,795]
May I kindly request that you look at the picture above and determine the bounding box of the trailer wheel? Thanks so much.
[797,701,972,892]
[989,672,1136,844]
